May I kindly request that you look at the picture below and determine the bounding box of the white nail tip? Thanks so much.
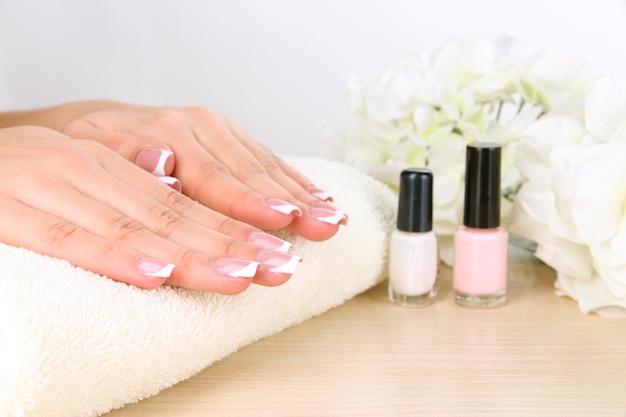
[316,213,348,225]
[312,191,333,201]
[148,263,175,278]
[269,202,302,216]
[228,261,260,278]
[248,232,293,252]
[153,150,174,176]
[267,255,301,274]
[158,176,177,185]
[274,241,292,252]
[158,176,182,192]
[136,257,175,279]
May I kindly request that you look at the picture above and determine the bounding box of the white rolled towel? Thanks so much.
[0,157,397,417]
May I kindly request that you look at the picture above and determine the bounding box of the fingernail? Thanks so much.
[257,250,302,274]
[313,201,349,218]
[309,207,349,226]
[266,199,302,216]
[308,185,333,201]
[213,258,260,278]
[158,176,182,192]
[248,231,292,252]
[135,148,174,176]
[136,256,175,279]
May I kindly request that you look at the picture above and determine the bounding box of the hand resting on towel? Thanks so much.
[0,102,348,293]
[2,100,347,241]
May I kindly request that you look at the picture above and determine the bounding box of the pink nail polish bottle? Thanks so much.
[388,169,438,307]
[453,143,508,308]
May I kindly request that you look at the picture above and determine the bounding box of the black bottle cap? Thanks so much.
[463,142,501,228]
[396,168,433,233]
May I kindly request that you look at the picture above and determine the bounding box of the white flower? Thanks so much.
[585,75,626,143]
[321,36,597,256]
[511,74,626,317]
[320,36,626,317]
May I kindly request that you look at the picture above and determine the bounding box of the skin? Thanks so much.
[0,126,297,293]
[0,101,348,293]
[0,100,346,241]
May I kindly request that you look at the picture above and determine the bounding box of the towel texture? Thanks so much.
[0,157,396,417]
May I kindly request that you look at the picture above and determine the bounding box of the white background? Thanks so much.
[2,0,626,156]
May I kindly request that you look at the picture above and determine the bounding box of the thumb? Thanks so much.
[132,146,182,192]
[64,119,175,175]
[135,146,175,176]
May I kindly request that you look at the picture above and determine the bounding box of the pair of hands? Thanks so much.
[0,101,347,293]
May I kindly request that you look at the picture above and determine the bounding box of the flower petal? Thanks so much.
[585,75,626,143]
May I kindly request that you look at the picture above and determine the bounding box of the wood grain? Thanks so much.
[106,251,626,416]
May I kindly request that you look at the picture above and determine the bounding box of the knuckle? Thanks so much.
[46,144,94,170]
[80,138,114,156]
[161,188,196,214]
[97,241,122,269]
[109,216,147,242]
[215,215,242,236]
[219,236,248,258]
[148,204,183,239]
[186,106,219,121]
[255,153,281,172]
[44,221,80,249]
[149,110,186,132]
[190,161,231,196]
[236,158,268,181]
[198,160,231,179]
[176,248,197,271]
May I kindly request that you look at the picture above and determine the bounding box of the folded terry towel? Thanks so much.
[0,156,397,417]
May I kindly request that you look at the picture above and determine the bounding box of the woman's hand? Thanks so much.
[0,126,301,293]
[56,101,348,241]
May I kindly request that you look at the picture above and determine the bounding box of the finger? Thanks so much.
[283,202,349,242]
[83,139,298,248]
[69,146,304,289]
[173,139,302,229]
[224,116,328,201]
[198,114,315,209]
[7,178,261,293]
[6,139,300,292]
[0,197,171,289]
[174,140,347,241]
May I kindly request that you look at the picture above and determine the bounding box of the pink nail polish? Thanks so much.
[135,256,175,279]
[453,143,508,308]
[309,207,348,225]
[158,176,182,192]
[135,148,174,176]
[266,199,302,216]
[213,258,259,278]
[257,251,302,274]
[248,231,292,252]
[308,185,333,201]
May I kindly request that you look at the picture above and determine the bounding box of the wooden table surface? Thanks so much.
[106,251,626,417]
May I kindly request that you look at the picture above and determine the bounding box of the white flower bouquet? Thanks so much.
[320,36,626,317]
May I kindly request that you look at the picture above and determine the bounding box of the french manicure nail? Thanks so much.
[313,201,349,218]
[248,231,292,252]
[257,251,302,274]
[158,176,182,192]
[266,199,302,216]
[136,256,175,279]
[308,185,333,201]
[309,207,349,226]
[213,258,260,278]
[135,148,174,176]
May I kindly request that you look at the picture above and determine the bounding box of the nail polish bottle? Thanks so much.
[388,168,438,307]
[453,143,508,308]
